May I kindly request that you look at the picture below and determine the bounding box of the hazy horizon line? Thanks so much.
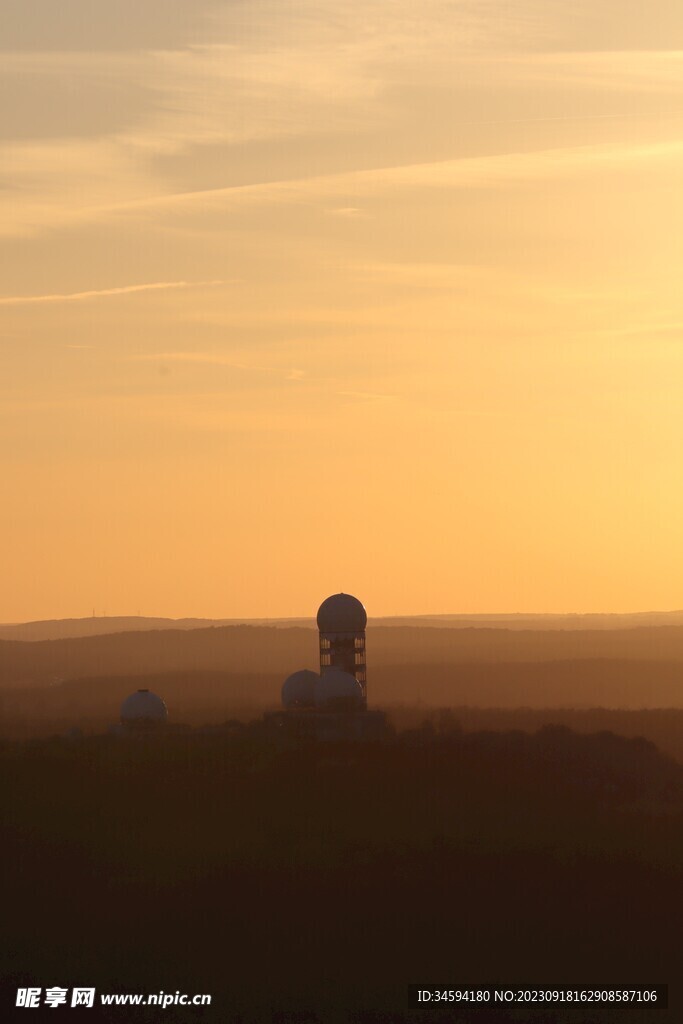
[4,608,683,628]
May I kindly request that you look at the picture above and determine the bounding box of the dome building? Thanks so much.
[314,668,363,711]
[317,593,367,706]
[281,669,318,709]
[120,689,168,732]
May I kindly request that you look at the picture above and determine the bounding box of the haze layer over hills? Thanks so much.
[3,613,683,745]
[6,621,683,687]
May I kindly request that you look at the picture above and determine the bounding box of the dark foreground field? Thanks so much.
[2,722,681,1023]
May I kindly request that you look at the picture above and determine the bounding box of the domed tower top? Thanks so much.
[317,593,367,706]
[317,593,367,633]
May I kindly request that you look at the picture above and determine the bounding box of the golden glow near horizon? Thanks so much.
[3,1,683,620]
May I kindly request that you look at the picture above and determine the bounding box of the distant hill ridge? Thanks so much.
[0,616,313,642]
[4,610,683,642]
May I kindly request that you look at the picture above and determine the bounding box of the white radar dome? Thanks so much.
[315,669,363,710]
[317,593,367,633]
[120,689,168,728]
[282,669,318,709]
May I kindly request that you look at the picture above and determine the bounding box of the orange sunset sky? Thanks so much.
[2,1,683,621]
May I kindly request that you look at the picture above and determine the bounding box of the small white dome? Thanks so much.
[120,689,168,727]
[315,669,363,710]
[282,669,318,709]
[317,593,367,633]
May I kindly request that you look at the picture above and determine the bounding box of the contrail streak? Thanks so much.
[0,280,224,307]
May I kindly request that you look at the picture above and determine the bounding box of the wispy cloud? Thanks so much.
[83,137,683,224]
[6,132,679,241]
[0,280,223,307]
[4,0,683,240]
